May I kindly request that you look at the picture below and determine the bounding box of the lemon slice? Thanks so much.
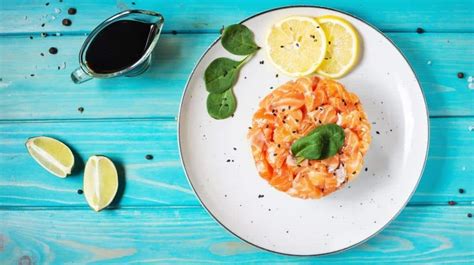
[316,15,360,78]
[25,136,74,178]
[83,155,118,212]
[266,16,327,77]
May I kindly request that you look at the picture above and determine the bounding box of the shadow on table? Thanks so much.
[144,35,182,77]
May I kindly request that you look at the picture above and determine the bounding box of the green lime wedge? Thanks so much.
[26,136,74,178]
[83,155,118,212]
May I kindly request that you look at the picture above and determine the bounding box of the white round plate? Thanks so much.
[178,6,429,256]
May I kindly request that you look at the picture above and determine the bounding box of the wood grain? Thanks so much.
[1,0,474,34]
[1,206,473,263]
[0,33,473,120]
[0,118,472,207]
[1,1,473,261]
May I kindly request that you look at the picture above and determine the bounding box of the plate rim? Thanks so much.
[177,5,430,256]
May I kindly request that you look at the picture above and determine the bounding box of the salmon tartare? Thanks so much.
[248,76,371,199]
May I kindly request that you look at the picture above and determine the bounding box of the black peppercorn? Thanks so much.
[62,18,72,26]
[68,8,77,15]
[48,47,58,54]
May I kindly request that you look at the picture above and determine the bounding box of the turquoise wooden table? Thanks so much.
[1,0,473,263]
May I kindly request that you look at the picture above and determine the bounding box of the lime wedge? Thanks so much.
[25,136,74,178]
[83,155,118,212]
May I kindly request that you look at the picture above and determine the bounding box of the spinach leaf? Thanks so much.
[206,89,237,119]
[203,24,259,120]
[204,57,247,93]
[292,136,324,160]
[222,24,260,55]
[291,124,345,161]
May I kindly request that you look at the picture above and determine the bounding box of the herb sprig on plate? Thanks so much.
[291,124,345,163]
[205,24,259,119]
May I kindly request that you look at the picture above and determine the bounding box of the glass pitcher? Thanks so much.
[71,10,164,84]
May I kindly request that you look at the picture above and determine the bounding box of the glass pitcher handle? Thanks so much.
[71,67,93,84]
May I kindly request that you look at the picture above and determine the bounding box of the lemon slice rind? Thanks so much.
[316,15,360,78]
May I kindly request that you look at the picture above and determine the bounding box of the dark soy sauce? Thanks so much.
[85,20,157,73]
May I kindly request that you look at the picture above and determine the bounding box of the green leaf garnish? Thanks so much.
[206,89,237,119]
[221,24,260,55]
[204,57,248,94]
[291,124,345,162]
[203,24,258,120]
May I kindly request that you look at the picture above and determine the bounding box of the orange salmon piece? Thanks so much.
[341,151,363,181]
[342,128,360,156]
[254,156,273,181]
[271,91,305,110]
[307,105,338,125]
[269,166,293,191]
[321,155,340,172]
[295,76,317,112]
[339,110,361,129]
[289,174,322,199]
[266,142,287,169]
[252,108,275,128]
[277,109,303,133]
[313,86,328,108]
[273,125,293,144]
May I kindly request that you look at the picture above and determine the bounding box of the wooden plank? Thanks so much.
[0,117,472,207]
[0,119,195,207]
[0,33,473,120]
[391,33,474,117]
[0,34,196,120]
[0,206,473,263]
[1,0,474,34]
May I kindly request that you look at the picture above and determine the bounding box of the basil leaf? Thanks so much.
[206,89,237,119]
[204,57,245,93]
[291,124,345,161]
[222,24,260,55]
